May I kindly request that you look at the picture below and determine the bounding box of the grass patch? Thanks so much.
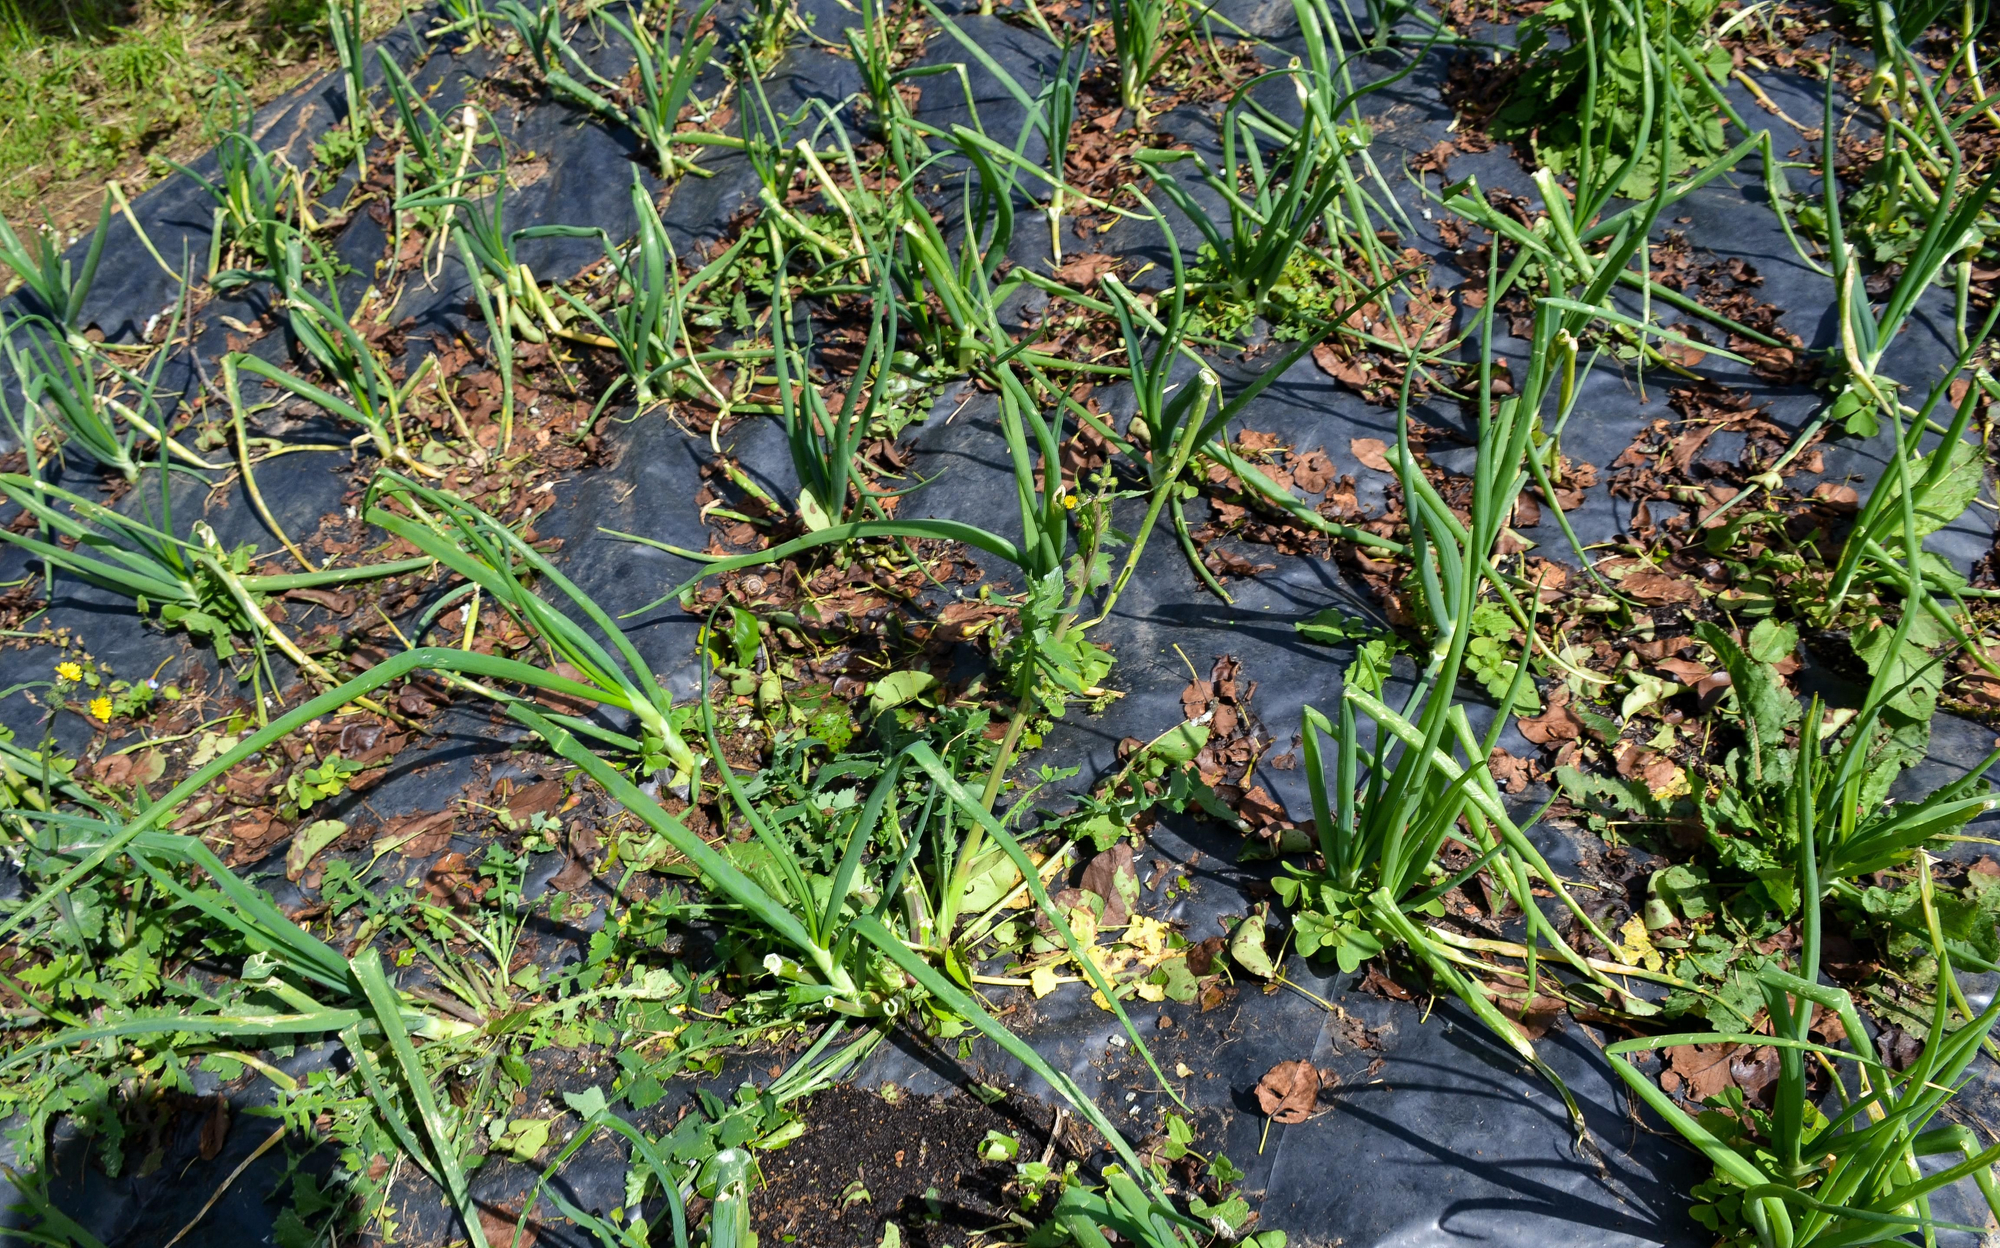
[0,0,401,236]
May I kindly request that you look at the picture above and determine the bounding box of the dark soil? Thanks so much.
[749,1084,1085,1247]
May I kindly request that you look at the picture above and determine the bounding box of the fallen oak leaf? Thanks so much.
[1291,449,1334,494]
[1515,687,1584,745]
[1620,568,1703,606]
[1349,437,1393,473]
[198,1094,230,1161]
[1053,252,1121,286]
[1313,343,1368,389]
[1660,1043,1734,1100]
[1255,1060,1321,1123]
[376,808,457,858]
[1654,658,1710,686]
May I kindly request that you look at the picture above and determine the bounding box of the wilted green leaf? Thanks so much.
[285,819,347,882]
[867,670,936,717]
[1229,908,1275,979]
[1296,609,1375,646]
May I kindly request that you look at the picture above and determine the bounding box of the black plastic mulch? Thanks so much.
[2,1,1998,1245]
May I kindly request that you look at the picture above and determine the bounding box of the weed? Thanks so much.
[1496,0,1731,199]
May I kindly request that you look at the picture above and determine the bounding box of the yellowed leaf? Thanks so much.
[1617,914,1664,972]
[1029,965,1063,998]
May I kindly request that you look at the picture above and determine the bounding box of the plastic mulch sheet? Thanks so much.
[1,1,1996,1245]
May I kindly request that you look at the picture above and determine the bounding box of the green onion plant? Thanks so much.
[1,320,138,481]
[1284,48,1704,1113]
[551,171,724,416]
[228,241,435,475]
[1291,324,1641,1120]
[1107,0,1187,115]
[327,0,372,155]
[846,0,925,151]
[766,222,897,529]
[494,0,731,179]
[0,470,431,707]
[399,173,598,345]
[367,473,701,780]
[1136,0,1430,326]
[0,312,205,482]
[924,10,1089,263]
[430,0,494,40]
[0,197,108,335]
[379,48,463,194]
[174,77,314,278]
[1813,51,2000,438]
[1609,816,2000,1246]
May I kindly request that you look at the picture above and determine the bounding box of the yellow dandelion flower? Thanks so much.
[55,662,81,682]
[1062,494,1079,510]
[89,696,113,723]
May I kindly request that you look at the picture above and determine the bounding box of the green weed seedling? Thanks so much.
[512,1029,880,1248]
